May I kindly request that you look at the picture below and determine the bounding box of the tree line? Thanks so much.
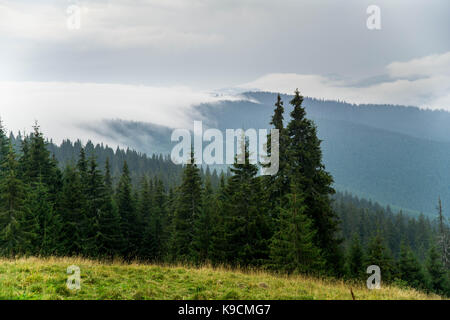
[0,90,449,297]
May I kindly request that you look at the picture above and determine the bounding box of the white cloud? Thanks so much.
[0,81,245,147]
[240,52,450,110]
[387,51,450,78]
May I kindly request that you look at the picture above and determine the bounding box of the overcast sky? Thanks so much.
[0,0,449,145]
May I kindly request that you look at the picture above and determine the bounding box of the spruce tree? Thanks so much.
[94,157,123,258]
[269,183,324,274]
[208,172,228,265]
[347,234,365,279]
[286,89,343,275]
[191,175,214,263]
[264,94,290,228]
[398,243,426,290]
[426,245,449,296]
[59,164,84,255]
[366,234,396,283]
[138,176,155,260]
[30,179,61,256]
[222,141,271,267]
[22,123,60,191]
[0,145,33,256]
[171,151,202,262]
[153,178,167,260]
[116,161,137,258]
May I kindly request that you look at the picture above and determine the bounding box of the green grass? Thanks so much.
[0,257,442,300]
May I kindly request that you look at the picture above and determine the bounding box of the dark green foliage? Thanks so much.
[426,246,449,295]
[171,151,202,262]
[116,161,138,258]
[286,89,343,275]
[191,175,214,263]
[365,234,396,283]
[397,243,426,290]
[269,185,324,274]
[220,141,271,267]
[58,164,84,255]
[29,179,61,256]
[346,234,365,279]
[0,145,31,255]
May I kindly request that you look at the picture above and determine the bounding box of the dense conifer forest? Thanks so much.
[1,91,449,297]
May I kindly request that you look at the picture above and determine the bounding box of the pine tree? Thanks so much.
[366,234,396,283]
[0,145,33,256]
[59,164,84,255]
[208,172,228,265]
[347,234,365,279]
[153,178,168,260]
[269,184,324,274]
[222,141,271,267]
[191,175,214,263]
[138,176,155,260]
[264,94,290,225]
[171,150,202,262]
[29,179,61,256]
[398,243,426,290]
[286,89,343,275]
[116,161,137,259]
[21,123,60,190]
[94,157,123,258]
[425,245,449,296]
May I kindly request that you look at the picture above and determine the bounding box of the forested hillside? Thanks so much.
[77,92,450,215]
[1,91,449,297]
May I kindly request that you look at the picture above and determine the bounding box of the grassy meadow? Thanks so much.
[0,257,442,300]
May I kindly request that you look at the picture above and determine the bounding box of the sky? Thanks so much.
[0,0,449,146]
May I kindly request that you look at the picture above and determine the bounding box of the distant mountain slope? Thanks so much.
[243,92,450,143]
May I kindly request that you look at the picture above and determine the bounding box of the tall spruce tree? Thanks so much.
[116,161,138,258]
[286,89,343,275]
[59,164,84,255]
[171,150,202,262]
[222,141,271,267]
[264,94,290,229]
[138,176,155,260]
[30,179,61,256]
[94,157,123,258]
[0,145,32,256]
[208,172,228,265]
[191,175,215,263]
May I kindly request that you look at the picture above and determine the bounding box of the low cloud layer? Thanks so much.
[0,81,244,147]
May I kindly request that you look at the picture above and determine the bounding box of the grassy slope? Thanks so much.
[0,257,442,300]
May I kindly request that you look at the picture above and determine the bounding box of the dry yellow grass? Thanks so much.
[0,257,442,300]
